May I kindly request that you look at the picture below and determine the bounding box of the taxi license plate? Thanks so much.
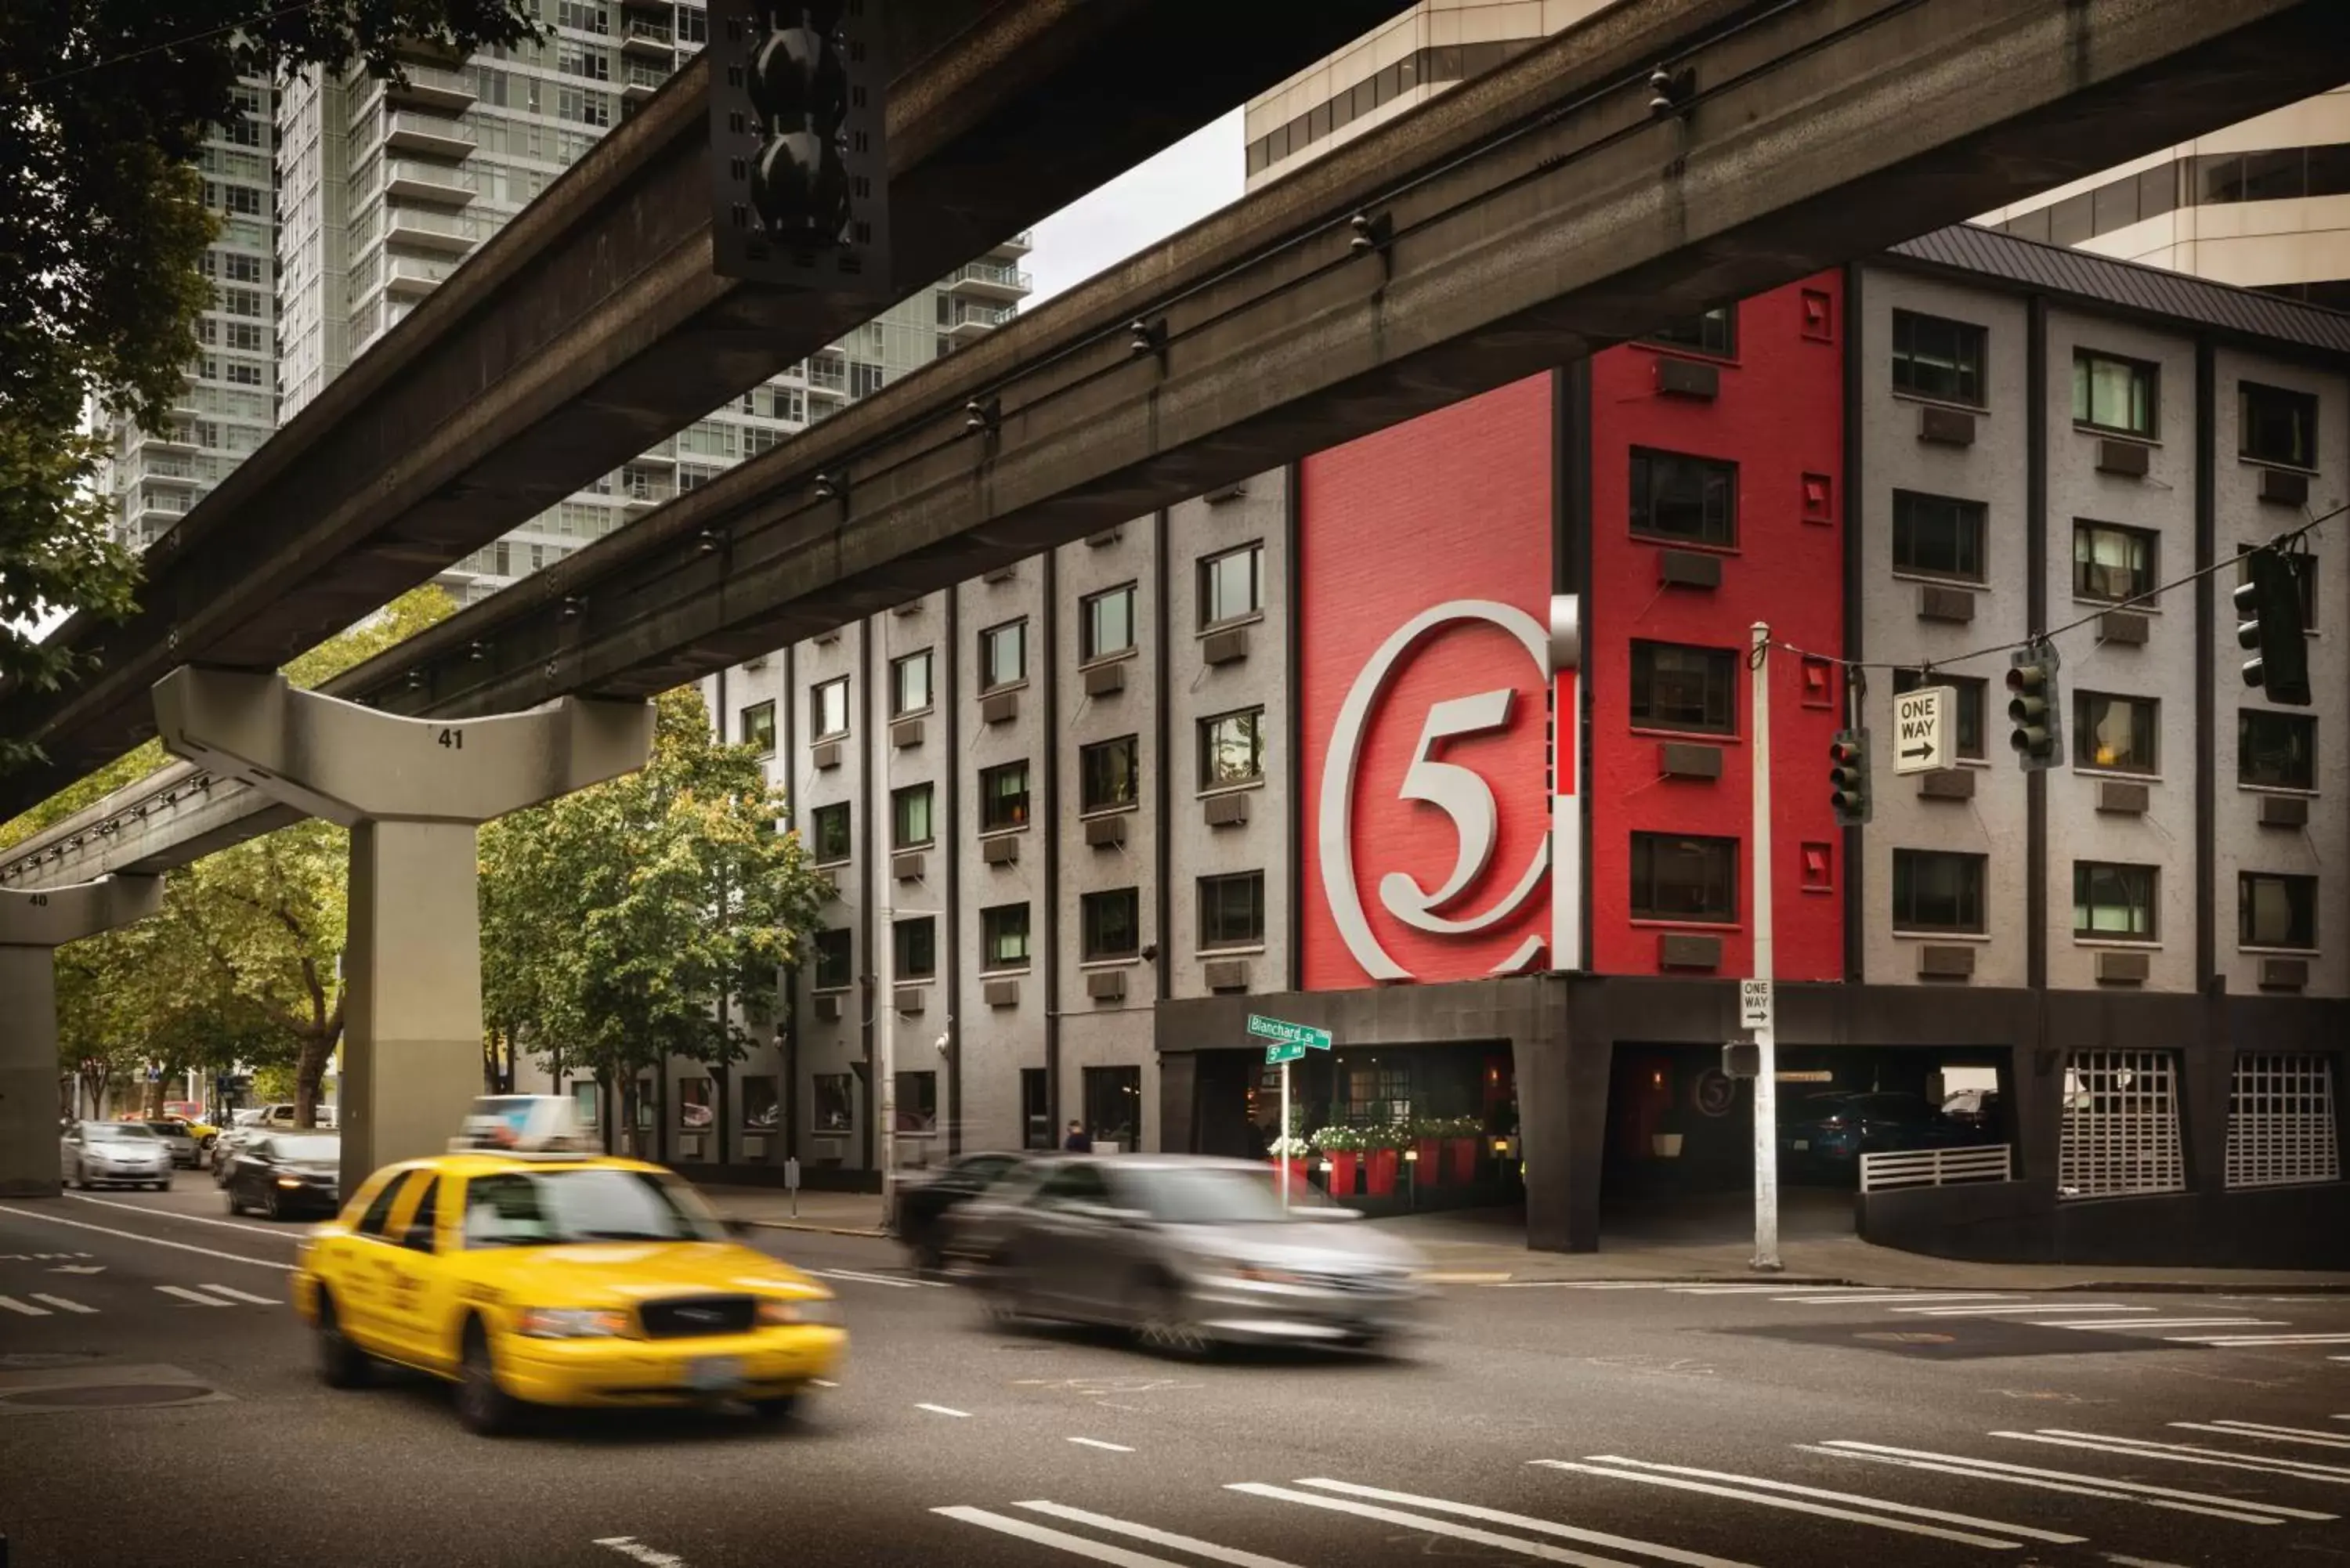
[1791,1140,1810,1151]
[688,1357,743,1394]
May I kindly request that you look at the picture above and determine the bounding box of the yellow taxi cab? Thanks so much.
[290,1098,844,1435]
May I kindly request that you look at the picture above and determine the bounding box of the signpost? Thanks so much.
[1748,624,1782,1273]
[1893,685,1954,775]
[1248,1014,1332,1211]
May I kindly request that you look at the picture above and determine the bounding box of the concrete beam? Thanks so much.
[0,0,1425,819]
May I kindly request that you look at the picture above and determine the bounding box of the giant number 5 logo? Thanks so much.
[1320,601,1552,981]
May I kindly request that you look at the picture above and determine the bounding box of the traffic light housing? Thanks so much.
[2006,645,2063,770]
[2236,547,2312,706]
[1828,728,1871,827]
[711,0,891,292]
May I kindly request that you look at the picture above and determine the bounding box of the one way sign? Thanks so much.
[1893,685,1955,775]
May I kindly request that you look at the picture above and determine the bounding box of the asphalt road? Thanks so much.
[5,1184,2350,1568]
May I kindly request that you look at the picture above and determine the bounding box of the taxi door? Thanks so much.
[324,1168,420,1349]
[370,1172,451,1368]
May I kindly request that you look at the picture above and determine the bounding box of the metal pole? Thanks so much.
[1749,622,1781,1272]
[1279,1059,1292,1213]
[877,883,896,1237]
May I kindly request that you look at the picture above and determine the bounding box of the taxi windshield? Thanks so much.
[461,1169,721,1248]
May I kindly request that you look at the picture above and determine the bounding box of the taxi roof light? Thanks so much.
[450,1094,599,1156]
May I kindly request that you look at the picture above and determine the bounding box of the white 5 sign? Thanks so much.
[1319,600,1555,982]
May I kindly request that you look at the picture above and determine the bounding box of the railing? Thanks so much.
[624,16,674,44]
[624,59,671,91]
[946,300,1018,328]
[1858,1143,2012,1194]
[949,260,1032,291]
[385,158,481,194]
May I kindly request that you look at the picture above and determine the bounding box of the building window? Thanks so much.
[1891,849,1987,934]
[1642,305,1736,358]
[1629,641,1737,735]
[2073,862,2157,941]
[1198,872,1265,950]
[2225,1056,2341,1190]
[1198,707,1266,789]
[1079,735,1139,814]
[2073,521,2156,603]
[1082,583,1137,662]
[891,650,933,716]
[1629,833,1737,924]
[893,1071,937,1133]
[737,1075,778,1133]
[979,620,1026,691]
[1082,1065,1141,1149]
[811,677,849,740]
[2071,350,2158,436]
[2240,381,2318,468]
[891,783,934,848]
[1891,490,1987,582]
[982,902,1031,970]
[2240,710,2316,791]
[979,761,1030,832]
[1021,1068,1052,1150]
[2075,692,2158,775]
[2060,1050,2186,1198]
[738,699,776,755]
[1200,544,1263,627]
[813,1073,854,1133]
[812,928,853,991]
[1081,888,1141,961]
[1893,670,1986,760]
[1891,309,1987,406]
[895,916,937,980]
[1629,449,1737,547]
[677,1076,711,1133]
[808,803,851,865]
[2240,873,2318,951]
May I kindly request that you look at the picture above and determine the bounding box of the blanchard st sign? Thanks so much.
[1247,1014,1332,1057]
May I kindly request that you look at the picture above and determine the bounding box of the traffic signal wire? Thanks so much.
[13,0,344,92]
[1766,499,2343,678]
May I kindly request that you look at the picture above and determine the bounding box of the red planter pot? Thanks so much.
[1446,1137,1480,1185]
[1413,1138,1443,1180]
[1267,1157,1314,1200]
[1364,1146,1401,1198]
[1325,1150,1360,1198]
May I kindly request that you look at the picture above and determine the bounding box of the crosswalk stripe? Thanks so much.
[1297,1477,1759,1568]
[2171,1334,2350,1347]
[1819,1440,2334,1520]
[28,1294,96,1314]
[157,1285,231,1306]
[1674,1285,1840,1295]
[198,1283,281,1305]
[1568,1456,2084,1545]
[1014,1501,1307,1568]
[934,1506,1189,1567]
[1532,1460,2023,1548]
[1897,1304,2146,1317]
[2183,1420,2350,1450]
[0,1295,51,1317]
[2057,1318,2285,1331]
[1227,1482,1652,1567]
[1801,1443,2305,1524]
[1995,1429,2350,1483]
[1794,1293,2015,1306]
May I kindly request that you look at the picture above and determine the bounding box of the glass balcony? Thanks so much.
[945,260,1032,300]
[383,111,476,161]
[383,253,463,298]
[385,62,477,114]
[944,299,1017,341]
[385,201,493,255]
[384,157,479,207]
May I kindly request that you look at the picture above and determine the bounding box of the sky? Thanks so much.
[1023,109,1246,309]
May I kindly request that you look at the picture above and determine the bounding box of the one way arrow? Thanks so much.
[49,1264,105,1275]
[1900,744,1933,761]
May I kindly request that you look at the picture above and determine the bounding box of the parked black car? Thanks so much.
[222,1132,342,1219]
[895,1152,1028,1274]
[1777,1090,1975,1177]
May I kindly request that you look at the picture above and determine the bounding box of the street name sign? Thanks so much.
[1264,1039,1307,1066]
[1740,979,1774,1032]
[1893,685,1954,775]
[1247,1014,1332,1052]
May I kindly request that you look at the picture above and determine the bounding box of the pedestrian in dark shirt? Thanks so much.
[1063,1119,1089,1152]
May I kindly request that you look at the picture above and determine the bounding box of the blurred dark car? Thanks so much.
[941,1154,1426,1355]
[222,1132,342,1219]
[1778,1090,1975,1176]
[894,1152,1027,1274]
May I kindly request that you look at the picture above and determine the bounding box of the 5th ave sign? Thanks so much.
[1248,1013,1332,1065]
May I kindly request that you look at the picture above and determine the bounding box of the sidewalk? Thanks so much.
[702,1185,888,1237]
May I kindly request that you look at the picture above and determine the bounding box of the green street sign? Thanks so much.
[1247,1013,1332,1052]
[1264,1039,1306,1066]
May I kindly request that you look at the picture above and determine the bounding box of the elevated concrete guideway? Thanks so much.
[0,0,1427,819]
[6,0,2345,895]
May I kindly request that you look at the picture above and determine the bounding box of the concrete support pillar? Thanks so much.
[154,667,653,1193]
[1,876,164,1196]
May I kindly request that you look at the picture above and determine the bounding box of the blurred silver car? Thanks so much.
[942,1154,1426,1353]
[61,1122,175,1190]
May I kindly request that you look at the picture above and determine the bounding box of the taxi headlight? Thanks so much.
[516,1307,634,1339]
[757,1295,839,1328]
[274,1176,303,1189]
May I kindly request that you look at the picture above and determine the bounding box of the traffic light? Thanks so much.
[1828,728,1871,826]
[2236,547,2312,706]
[2006,644,2063,770]
[711,0,891,291]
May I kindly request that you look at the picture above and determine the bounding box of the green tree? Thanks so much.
[481,688,825,1154]
[1,0,540,760]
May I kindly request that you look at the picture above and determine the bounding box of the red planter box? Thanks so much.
[1267,1158,1314,1200]
[1364,1146,1400,1198]
[1446,1137,1479,1185]
[1325,1150,1359,1197]
[1413,1137,1443,1180]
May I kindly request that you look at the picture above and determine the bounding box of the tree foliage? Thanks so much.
[480,688,825,1153]
[1,0,541,753]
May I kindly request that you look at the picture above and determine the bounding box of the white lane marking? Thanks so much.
[811,1378,839,1389]
[2063,1318,2289,1331]
[1066,1437,1134,1453]
[1229,1481,1658,1566]
[811,1268,920,1289]
[1533,1459,2026,1548]
[592,1537,689,1568]
[935,1505,1190,1567]
[1300,1478,1761,1568]
[1820,1440,2333,1519]
[2171,1334,2350,1347]
[197,1283,282,1305]
[2103,1557,2196,1568]
[1673,1285,1841,1295]
[65,1192,303,1240]
[1996,1429,2350,1483]
[0,1205,292,1270]
[1899,1304,2149,1317]
[916,1403,971,1418]
[1568,1455,2085,1545]
[2182,1419,2350,1449]
[1802,1443,2303,1524]
[1014,1501,1307,1568]
[28,1294,96,1314]
[157,1284,232,1306]
[0,1295,52,1317]
[1794,1293,2016,1306]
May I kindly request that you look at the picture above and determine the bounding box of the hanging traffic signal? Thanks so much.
[1828,728,1871,826]
[2236,547,2312,706]
[2006,644,2063,770]
[711,0,891,292]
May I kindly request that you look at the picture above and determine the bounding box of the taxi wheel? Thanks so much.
[750,1395,799,1423]
[455,1321,520,1437]
[265,1187,286,1221]
[316,1294,373,1389]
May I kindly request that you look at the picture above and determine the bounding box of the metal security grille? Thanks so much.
[2058,1051,2186,1199]
[2225,1054,2341,1190]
